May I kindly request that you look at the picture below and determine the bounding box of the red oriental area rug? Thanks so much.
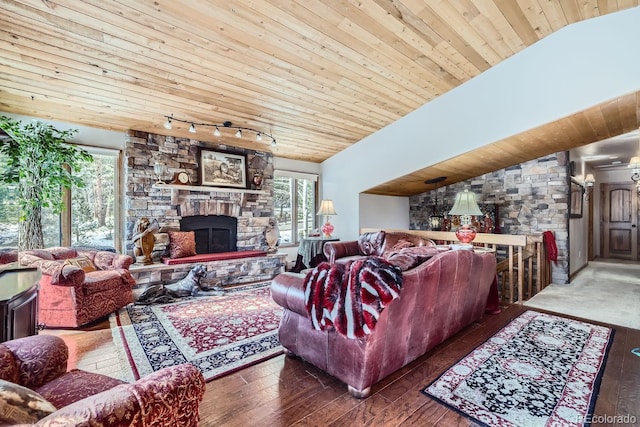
[110,282,283,382]
[422,310,614,427]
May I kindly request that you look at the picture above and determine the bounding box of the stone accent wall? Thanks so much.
[410,152,569,284]
[125,131,275,260]
[129,253,286,286]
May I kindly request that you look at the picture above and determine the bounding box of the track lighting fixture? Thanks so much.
[162,115,277,146]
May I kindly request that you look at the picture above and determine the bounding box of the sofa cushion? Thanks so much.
[382,238,414,258]
[0,379,57,424]
[36,369,125,409]
[358,231,386,256]
[386,246,440,271]
[168,231,197,259]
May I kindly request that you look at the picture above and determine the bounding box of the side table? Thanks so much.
[291,237,339,273]
[0,266,41,342]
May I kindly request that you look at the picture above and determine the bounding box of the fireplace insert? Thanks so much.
[180,215,237,254]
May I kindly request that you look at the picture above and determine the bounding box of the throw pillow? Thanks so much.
[64,256,97,273]
[382,239,414,258]
[358,231,386,256]
[0,379,57,424]
[168,231,197,259]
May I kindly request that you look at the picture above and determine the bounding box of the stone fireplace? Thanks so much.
[125,131,285,286]
[124,131,275,260]
[180,215,237,254]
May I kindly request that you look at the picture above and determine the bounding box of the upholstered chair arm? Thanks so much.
[92,251,134,270]
[37,364,206,427]
[2,335,68,389]
[323,240,360,264]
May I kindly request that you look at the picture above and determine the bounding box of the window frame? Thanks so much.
[273,170,318,246]
[60,146,123,252]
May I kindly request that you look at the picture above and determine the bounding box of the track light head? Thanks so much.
[235,129,242,138]
[213,126,221,137]
[271,139,277,147]
[164,116,172,130]
[188,123,196,133]
[256,132,262,141]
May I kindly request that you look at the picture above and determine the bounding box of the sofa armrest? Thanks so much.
[38,364,206,427]
[92,251,134,270]
[271,272,309,317]
[19,254,85,287]
[2,335,68,389]
[323,240,360,264]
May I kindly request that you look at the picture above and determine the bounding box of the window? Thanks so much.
[0,147,120,251]
[273,170,318,245]
[68,150,118,249]
[0,152,19,250]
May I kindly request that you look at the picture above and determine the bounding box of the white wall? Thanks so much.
[0,112,126,150]
[321,7,640,240]
[359,194,409,231]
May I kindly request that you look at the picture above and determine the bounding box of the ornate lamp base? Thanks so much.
[321,221,334,238]
[455,224,477,244]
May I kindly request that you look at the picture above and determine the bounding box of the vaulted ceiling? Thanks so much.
[1,1,638,195]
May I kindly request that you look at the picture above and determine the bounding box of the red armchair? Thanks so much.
[0,334,205,426]
[19,247,136,328]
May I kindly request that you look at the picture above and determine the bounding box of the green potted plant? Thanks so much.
[0,116,93,250]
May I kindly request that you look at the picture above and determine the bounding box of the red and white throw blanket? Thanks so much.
[303,257,403,339]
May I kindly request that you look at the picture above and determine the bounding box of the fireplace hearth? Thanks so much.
[180,215,237,254]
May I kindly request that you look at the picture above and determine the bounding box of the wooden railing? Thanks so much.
[360,228,552,304]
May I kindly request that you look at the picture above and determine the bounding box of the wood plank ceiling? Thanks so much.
[1,1,638,195]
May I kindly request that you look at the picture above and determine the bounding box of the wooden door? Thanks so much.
[602,183,638,260]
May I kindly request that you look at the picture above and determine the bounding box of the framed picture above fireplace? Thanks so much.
[199,148,248,189]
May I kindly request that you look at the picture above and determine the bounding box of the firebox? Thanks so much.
[180,215,237,254]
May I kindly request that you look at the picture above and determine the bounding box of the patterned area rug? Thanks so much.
[110,282,283,382]
[422,311,614,427]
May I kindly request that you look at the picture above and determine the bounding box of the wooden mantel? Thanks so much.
[153,183,269,204]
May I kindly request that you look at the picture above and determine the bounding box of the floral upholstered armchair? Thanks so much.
[19,247,136,328]
[0,335,206,426]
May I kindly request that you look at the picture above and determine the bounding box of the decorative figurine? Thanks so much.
[264,218,280,253]
[252,172,263,190]
[132,217,159,265]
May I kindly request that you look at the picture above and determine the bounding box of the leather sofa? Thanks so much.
[271,232,496,398]
[0,334,205,426]
[323,230,436,264]
[19,247,135,328]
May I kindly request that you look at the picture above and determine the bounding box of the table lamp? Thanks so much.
[449,189,483,243]
[317,200,337,238]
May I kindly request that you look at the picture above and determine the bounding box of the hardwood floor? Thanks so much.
[44,304,639,426]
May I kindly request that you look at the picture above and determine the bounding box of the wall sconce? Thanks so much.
[583,173,595,201]
[425,177,447,231]
[584,174,595,187]
[628,156,640,182]
[316,200,337,238]
[449,188,483,243]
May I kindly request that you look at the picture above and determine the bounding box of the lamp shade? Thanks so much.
[629,156,640,168]
[584,174,595,186]
[449,189,483,216]
[317,200,337,216]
